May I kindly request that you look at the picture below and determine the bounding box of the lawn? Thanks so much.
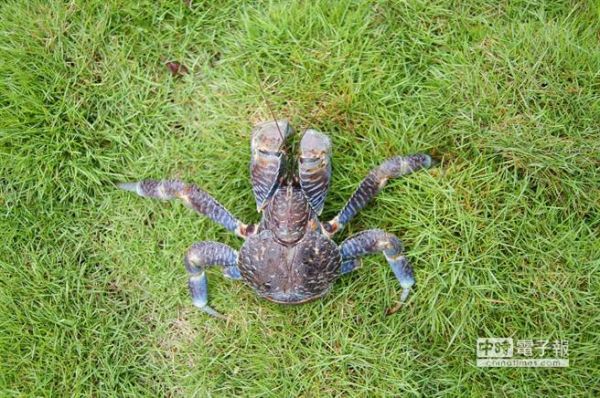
[1,0,599,396]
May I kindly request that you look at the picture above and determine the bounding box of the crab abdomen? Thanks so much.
[238,230,341,304]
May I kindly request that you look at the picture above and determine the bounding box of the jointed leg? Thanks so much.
[299,129,331,215]
[118,180,255,238]
[340,229,415,302]
[250,120,293,211]
[184,241,240,318]
[323,154,431,236]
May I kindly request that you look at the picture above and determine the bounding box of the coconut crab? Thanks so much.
[119,121,431,317]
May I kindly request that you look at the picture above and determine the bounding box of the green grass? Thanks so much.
[1,0,599,396]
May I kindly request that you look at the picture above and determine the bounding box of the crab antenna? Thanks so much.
[256,73,285,143]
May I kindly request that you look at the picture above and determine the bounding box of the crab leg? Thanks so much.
[250,120,293,211]
[184,241,240,318]
[299,129,331,215]
[118,180,255,238]
[324,154,431,236]
[340,229,415,302]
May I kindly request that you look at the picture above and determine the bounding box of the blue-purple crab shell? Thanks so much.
[118,120,432,317]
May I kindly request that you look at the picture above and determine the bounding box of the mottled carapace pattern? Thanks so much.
[238,185,341,303]
[119,120,431,317]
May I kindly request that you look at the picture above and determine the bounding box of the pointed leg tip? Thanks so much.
[194,302,227,319]
[117,182,139,193]
[399,287,411,303]
[385,288,411,315]
[422,154,432,169]
[385,301,403,315]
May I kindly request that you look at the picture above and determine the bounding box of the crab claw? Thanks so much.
[299,129,332,215]
[250,120,293,210]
